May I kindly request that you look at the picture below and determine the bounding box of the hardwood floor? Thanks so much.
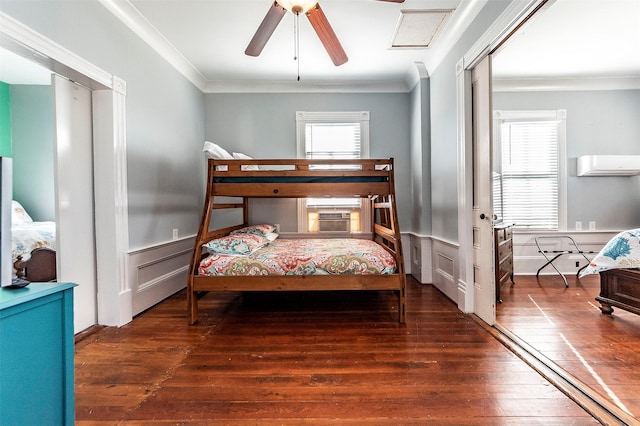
[75,276,600,424]
[497,273,640,423]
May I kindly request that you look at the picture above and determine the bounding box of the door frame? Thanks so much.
[1,12,132,327]
[455,0,548,316]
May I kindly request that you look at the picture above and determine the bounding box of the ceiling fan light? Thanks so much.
[276,0,318,14]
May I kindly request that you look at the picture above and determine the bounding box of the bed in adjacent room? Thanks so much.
[11,200,57,282]
[580,228,640,316]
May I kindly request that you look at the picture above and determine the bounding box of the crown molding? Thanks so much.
[97,0,207,92]
[203,78,411,94]
[493,76,640,92]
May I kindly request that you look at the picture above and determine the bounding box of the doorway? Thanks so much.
[460,0,640,422]
[1,15,132,329]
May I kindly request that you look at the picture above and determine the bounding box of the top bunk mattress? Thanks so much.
[199,238,397,277]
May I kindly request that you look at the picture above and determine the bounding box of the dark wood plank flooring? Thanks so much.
[497,273,640,422]
[75,276,599,424]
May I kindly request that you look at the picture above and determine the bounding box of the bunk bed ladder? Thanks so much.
[372,192,406,323]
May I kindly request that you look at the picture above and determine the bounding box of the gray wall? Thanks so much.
[409,77,431,235]
[1,1,206,249]
[429,0,512,243]
[204,92,413,233]
[494,89,640,230]
[10,84,55,221]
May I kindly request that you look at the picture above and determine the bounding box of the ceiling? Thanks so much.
[1,0,639,91]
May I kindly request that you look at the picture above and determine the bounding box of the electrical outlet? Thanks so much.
[589,221,596,231]
[575,221,582,231]
[274,223,280,233]
[172,228,179,240]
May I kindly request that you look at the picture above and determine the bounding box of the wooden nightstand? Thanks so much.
[494,224,514,303]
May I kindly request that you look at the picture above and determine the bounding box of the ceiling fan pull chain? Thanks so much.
[294,10,300,81]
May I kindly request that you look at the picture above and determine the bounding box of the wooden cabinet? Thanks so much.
[494,224,514,303]
[0,283,76,426]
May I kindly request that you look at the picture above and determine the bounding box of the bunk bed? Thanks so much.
[579,229,640,316]
[187,158,406,324]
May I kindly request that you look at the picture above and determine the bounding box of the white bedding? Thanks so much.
[579,228,640,277]
[10,200,56,262]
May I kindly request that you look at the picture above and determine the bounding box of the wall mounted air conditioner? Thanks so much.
[318,211,351,232]
[577,155,640,176]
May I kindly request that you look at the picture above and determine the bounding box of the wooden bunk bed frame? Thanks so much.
[187,158,406,324]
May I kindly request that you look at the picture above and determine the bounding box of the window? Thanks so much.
[296,111,370,233]
[493,110,566,230]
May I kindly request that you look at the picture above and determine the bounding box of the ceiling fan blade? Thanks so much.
[245,1,287,57]
[376,0,405,3]
[306,3,348,66]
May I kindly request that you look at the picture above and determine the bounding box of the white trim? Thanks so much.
[93,89,131,326]
[455,58,473,313]
[96,0,207,91]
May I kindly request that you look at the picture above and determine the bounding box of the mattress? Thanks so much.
[199,238,397,276]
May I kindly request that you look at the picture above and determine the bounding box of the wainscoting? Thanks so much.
[124,230,615,321]
[410,233,458,303]
[128,237,194,316]
[513,230,617,276]
[408,230,618,310]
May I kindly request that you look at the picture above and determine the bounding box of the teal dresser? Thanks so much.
[0,283,76,426]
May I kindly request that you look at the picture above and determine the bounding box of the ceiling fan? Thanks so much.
[245,0,405,67]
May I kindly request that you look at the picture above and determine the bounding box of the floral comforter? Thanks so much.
[199,238,397,276]
[12,221,56,263]
[579,228,640,277]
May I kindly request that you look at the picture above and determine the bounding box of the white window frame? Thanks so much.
[493,109,567,231]
[295,111,370,233]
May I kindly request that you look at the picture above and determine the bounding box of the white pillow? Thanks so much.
[12,200,33,226]
[232,152,259,171]
[203,141,233,160]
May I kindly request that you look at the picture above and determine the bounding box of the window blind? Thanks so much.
[499,120,560,229]
[305,122,361,208]
[305,122,361,160]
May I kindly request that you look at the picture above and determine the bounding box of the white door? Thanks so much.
[471,56,496,325]
[52,75,97,333]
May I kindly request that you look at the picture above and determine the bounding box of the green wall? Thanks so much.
[0,82,11,157]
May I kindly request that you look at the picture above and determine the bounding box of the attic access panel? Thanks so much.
[391,9,452,49]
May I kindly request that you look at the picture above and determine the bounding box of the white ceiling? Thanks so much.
[492,0,640,81]
[1,0,639,90]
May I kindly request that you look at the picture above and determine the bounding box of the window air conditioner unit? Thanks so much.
[318,211,351,232]
[577,155,640,176]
